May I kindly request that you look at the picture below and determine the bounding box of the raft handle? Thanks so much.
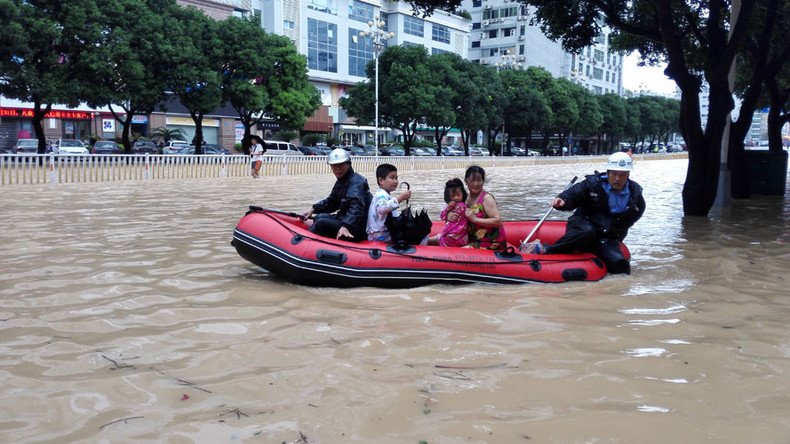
[316,249,348,264]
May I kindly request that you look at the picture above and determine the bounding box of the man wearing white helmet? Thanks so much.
[542,152,645,274]
[303,148,372,242]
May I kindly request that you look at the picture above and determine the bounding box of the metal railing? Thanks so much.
[0,152,687,186]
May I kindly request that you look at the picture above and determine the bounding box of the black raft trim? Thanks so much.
[316,249,348,265]
[562,268,588,281]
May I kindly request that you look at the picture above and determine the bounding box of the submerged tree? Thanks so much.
[217,17,319,155]
[0,0,105,153]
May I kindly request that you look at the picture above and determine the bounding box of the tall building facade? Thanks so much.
[461,0,623,95]
[251,0,470,144]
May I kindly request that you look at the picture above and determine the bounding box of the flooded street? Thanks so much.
[1,158,790,443]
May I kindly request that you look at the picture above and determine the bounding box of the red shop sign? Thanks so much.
[0,107,92,120]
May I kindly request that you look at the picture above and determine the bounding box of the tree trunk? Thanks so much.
[191,112,205,154]
[31,96,51,154]
[767,79,789,152]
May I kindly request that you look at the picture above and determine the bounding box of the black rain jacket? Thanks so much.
[312,166,372,236]
[557,172,645,241]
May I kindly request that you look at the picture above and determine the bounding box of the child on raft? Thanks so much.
[366,163,411,242]
[428,178,469,247]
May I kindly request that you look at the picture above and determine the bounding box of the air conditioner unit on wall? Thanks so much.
[484,4,491,9]
[517,15,527,20]
[518,35,525,41]
[517,55,526,61]
[482,20,489,26]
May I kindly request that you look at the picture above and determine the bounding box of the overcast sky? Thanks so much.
[622,53,678,96]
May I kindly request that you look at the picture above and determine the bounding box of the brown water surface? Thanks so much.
[1,158,790,443]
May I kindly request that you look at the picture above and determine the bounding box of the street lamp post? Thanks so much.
[360,17,394,157]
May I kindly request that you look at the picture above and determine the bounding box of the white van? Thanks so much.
[263,140,303,156]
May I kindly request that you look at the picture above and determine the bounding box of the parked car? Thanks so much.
[131,141,158,154]
[412,147,435,156]
[162,140,190,154]
[175,145,230,155]
[55,139,89,155]
[262,140,304,156]
[297,145,326,155]
[380,145,405,156]
[92,140,121,154]
[12,139,40,154]
[470,147,490,156]
[527,149,541,156]
[345,146,365,156]
[441,146,463,156]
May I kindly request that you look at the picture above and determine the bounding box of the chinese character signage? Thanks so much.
[0,107,93,120]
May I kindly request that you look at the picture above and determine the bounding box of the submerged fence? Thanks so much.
[0,153,686,186]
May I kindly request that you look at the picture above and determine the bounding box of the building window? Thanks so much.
[432,24,450,43]
[473,0,482,6]
[519,44,524,55]
[307,0,337,15]
[308,19,337,73]
[432,48,449,55]
[594,49,604,62]
[489,48,499,57]
[404,16,423,37]
[283,20,295,30]
[472,22,480,30]
[348,29,373,77]
[503,27,515,37]
[348,0,373,23]
[593,67,603,80]
[488,29,497,38]
[482,10,499,19]
[520,25,525,36]
[471,41,480,48]
[500,7,518,17]
[401,41,420,48]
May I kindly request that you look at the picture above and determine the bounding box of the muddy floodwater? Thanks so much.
[1,158,789,443]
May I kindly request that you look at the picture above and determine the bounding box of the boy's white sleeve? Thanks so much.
[376,194,399,216]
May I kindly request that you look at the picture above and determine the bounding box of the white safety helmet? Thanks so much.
[606,152,633,172]
[327,148,351,165]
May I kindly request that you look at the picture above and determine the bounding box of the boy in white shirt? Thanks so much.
[366,163,411,242]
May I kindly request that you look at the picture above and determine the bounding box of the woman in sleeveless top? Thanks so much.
[463,165,506,250]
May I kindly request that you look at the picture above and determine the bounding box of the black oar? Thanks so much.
[247,206,308,220]
[519,176,578,252]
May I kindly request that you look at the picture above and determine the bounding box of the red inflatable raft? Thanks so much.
[232,207,629,287]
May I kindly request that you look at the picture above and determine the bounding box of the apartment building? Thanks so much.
[461,0,623,95]
[249,0,470,144]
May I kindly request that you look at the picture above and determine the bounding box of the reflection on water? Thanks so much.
[1,158,790,442]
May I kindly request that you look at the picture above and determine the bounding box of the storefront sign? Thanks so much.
[0,107,92,120]
[166,117,220,127]
[131,115,148,124]
[102,119,116,133]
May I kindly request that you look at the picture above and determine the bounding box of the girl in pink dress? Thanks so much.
[428,178,469,247]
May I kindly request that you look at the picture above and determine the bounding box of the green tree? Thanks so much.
[341,45,436,154]
[150,126,187,143]
[516,0,775,216]
[499,68,551,154]
[168,6,223,154]
[424,53,461,153]
[566,80,602,150]
[84,0,179,153]
[595,93,628,153]
[540,77,578,150]
[217,17,319,155]
[455,63,497,153]
[0,0,104,153]
[728,0,790,196]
